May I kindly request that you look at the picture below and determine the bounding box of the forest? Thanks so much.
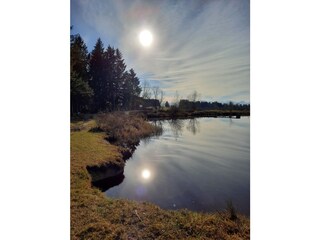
[71,34,142,114]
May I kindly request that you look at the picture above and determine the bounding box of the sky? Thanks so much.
[71,0,250,103]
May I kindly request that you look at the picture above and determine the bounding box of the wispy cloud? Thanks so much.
[71,0,250,102]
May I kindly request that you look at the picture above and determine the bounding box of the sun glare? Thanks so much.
[141,169,151,179]
[139,30,153,47]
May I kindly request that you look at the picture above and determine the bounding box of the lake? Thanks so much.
[101,117,249,215]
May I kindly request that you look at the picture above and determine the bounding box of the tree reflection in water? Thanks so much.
[168,118,201,139]
[168,119,185,140]
[186,118,200,135]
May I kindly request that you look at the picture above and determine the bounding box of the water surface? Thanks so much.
[104,117,250,215]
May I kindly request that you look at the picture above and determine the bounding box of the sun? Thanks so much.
[141,169,151,179]
[139,30,153,47]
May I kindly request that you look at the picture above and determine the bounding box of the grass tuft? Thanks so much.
[226,200,238,221]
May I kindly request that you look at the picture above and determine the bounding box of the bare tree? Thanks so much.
[173,90,181,107]
[188,90,201,102]
[142,80,151,99]
[151,86,165,109]
[152,86,160,101]
[159,90,164,107]
[187,90,201,110]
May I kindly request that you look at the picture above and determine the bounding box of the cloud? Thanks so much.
[71,0,250,102]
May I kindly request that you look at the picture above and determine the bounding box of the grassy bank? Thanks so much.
[71,115,250,239]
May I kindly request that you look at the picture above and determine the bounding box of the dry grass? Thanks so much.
[96,112,162,147]
[71,119,97,132]
[71,118,250,240]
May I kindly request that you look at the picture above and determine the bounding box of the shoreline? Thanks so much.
[71,109,250,122]
[144,109,250,120]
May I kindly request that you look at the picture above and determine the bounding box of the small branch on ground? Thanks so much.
[134,210,142,221]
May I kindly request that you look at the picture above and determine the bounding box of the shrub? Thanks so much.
[95,112,162,147]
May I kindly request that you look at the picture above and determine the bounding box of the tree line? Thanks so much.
[71,33,249,115]
[71,34,142,114]
[179,99,250,111]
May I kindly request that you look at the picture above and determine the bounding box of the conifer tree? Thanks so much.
[89,38,106,112]
[70,34,93,113]
[113,48,126,110]
[122,68,142,109]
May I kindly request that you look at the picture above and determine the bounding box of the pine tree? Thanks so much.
[71,35,89,81]
[113,48,126,110]
[122,68,141,109]
[100,45,115,111]
[70,34,93,114]
[89,38,105,112]
[71,72,93,114]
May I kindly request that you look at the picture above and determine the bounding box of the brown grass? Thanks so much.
[71,117,250,240]
[71,119,97,132]
[96,112,162,147]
